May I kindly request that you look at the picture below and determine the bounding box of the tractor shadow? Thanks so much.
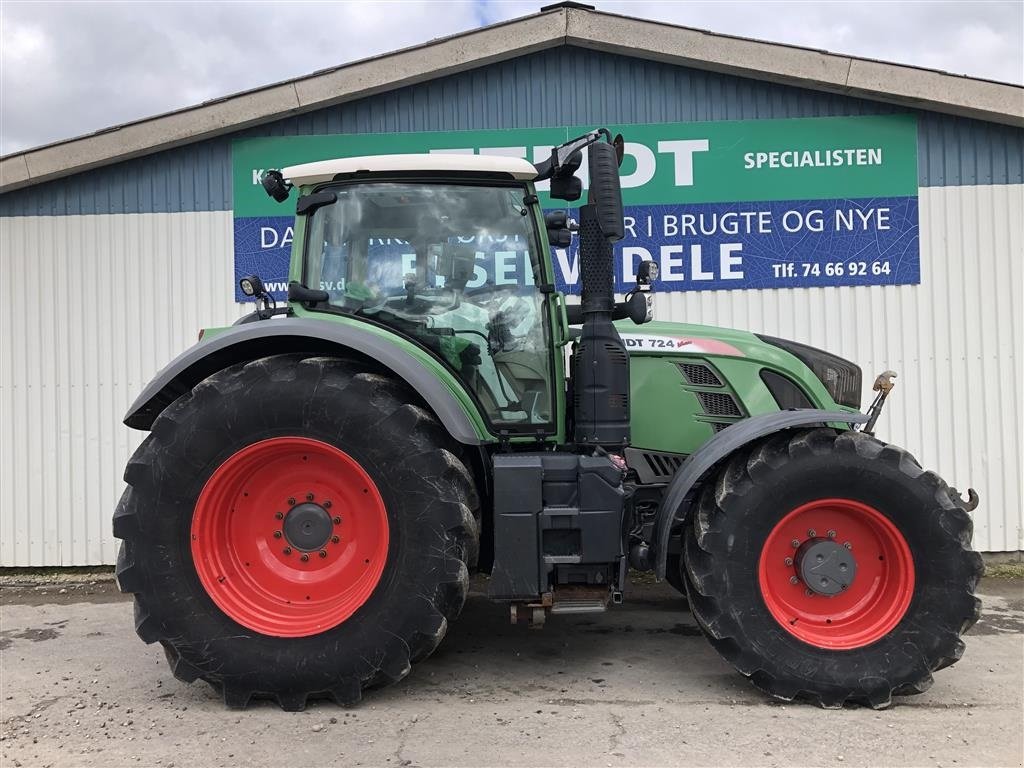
[372,575,755,705]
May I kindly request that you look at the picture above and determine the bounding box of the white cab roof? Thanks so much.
[282,153,538,186]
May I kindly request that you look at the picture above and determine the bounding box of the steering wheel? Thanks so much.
[379,285,459,316]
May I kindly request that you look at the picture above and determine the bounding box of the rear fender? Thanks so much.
[652,409,868,580]
[124,319,488,445]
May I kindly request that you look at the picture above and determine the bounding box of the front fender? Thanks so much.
[653,409,869,580]
[124,318,488,445]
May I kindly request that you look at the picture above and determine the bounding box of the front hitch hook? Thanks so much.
[949,487,980,512]
[862,370,897,436]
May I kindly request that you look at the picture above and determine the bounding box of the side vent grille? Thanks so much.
[760,369,814,410]
[679,363,723,387]
[697,391,742,417]
[645,452,684,479]
[623,447,687,484]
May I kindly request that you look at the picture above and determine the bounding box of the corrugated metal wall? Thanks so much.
[653,183,1023,553]
[0,212,244,565]
[1,45,1022,563]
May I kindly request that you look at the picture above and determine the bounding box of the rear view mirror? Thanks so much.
[549,151,583,201]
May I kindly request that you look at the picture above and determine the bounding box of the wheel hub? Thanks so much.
[758,498,915,649]
[283,502,333,552]
[190,437,389,637]
[796,538,857,596]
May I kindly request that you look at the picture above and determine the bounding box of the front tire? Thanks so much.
[113,354,479,710]
[683,428,982,709]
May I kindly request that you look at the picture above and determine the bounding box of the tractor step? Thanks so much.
[550,599,608,615]
[511,586,611,627]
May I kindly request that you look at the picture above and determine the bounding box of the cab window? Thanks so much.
[304,181,554,429]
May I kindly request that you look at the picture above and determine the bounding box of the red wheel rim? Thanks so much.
[758,498,914,650]
[191,437,389,637]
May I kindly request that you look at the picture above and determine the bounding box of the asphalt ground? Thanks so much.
[1,575,1022,768]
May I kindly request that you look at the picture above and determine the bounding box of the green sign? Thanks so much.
[233,114,917,216]
[232,114,919,298]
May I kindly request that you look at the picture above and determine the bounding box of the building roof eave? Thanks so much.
[2,4,1021,194]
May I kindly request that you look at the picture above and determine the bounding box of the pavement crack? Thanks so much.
[392,713,427,767]
[608,712,626,753]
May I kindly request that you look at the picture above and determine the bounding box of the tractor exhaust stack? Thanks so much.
[573,138,629,448]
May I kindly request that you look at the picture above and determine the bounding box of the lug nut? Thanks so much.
[843,542,852,550]
[319,550,327,559]
[273,531,282,539]
[306,492,315,501]
[323,500,332,509]
[805,588,814,597]
[789,576,799,585]
[784,557,793,566]
[287,497,296,506]
[827,529,836,539]
[332,516,341,525]
[331,536,340,544]
[275,511,284,520]
[791,539,800,548]
[283,547,292,556]
[301,553,310,562]
[807,529,816,538]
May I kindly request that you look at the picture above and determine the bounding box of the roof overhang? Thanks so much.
[3,4,1022,194]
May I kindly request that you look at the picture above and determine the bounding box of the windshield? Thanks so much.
[304,181,554,429]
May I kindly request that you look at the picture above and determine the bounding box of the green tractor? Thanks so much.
[114,129,982,711]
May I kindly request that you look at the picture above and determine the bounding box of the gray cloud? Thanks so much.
[2,0,1021,155]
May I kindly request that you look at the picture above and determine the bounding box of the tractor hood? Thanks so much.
[613,319,862,413]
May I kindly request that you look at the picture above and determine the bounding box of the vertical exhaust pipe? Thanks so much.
[573,139,629,448]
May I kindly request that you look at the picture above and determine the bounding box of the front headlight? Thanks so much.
[757,335,862,409]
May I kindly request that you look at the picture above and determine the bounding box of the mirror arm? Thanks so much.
[532,157,555,181]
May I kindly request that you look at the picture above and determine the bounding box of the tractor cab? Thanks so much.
[282,155,559,429]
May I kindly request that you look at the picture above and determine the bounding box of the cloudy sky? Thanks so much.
[2,1,1022,156]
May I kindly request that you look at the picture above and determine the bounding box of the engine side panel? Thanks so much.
[620,323,844,457]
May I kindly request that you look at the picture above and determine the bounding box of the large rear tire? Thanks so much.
[683,428,982,709]
[113,354,479,710]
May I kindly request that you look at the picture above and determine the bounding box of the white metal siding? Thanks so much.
[654,183,1023,552]
[1,211,245,565]
[0,183,1021,564]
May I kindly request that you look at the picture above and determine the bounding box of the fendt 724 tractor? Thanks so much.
[114,129,983,711]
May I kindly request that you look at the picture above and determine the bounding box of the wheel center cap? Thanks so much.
[283,503,333,551]
[796,539,857,596]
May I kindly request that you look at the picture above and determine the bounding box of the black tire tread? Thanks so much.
[683,428,982,709]
[113,354,479,710]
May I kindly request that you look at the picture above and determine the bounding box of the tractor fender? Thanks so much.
[123,318,486,445]
[652,409,868,580]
